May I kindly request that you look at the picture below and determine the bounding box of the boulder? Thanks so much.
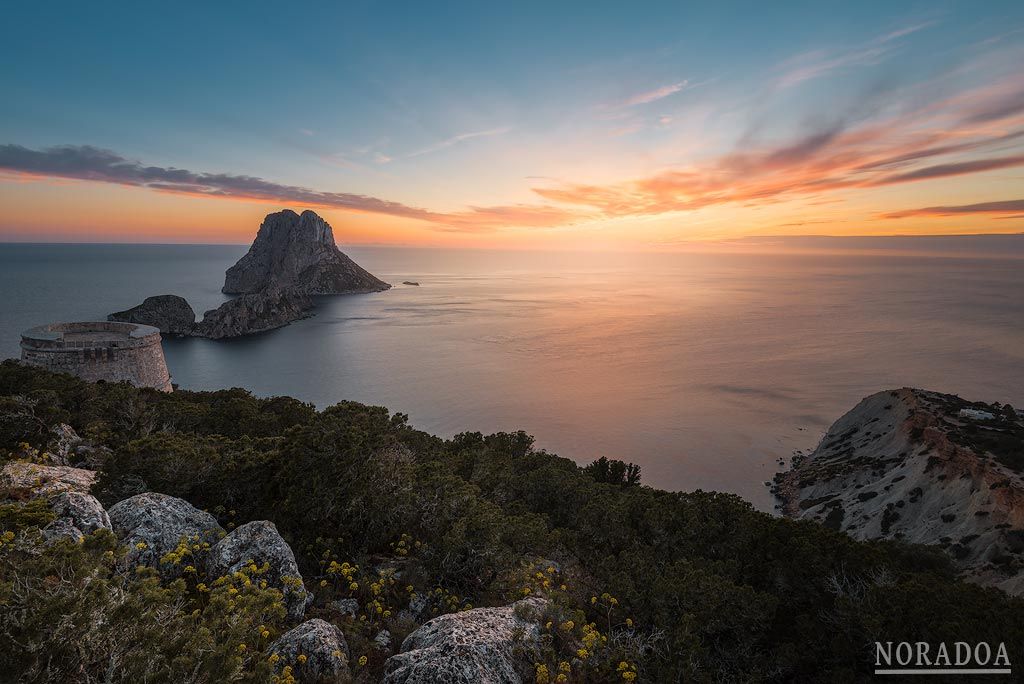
[1,462,96,497]
[43,517,87,544]
[108,295,197,336]
[193,287,312,339]
[107,492,224,573]
[46,423,82,465]
[331,598,360,618]
[208,520,308,620]
[223,209,390,295]
[48,491,111,536]
[269,618,350,680]
[374,629,393,651]
[383,597,547,684]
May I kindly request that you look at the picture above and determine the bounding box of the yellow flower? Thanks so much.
[269,654,280,664]
[261,630,270,639]
[591,596,597,604]
[320,579,328,587]
[184,565,196,573]
[135,542,148,551]
[558,661,571,672]
[349,582,359,591]
[237,643,247,653]
[556,676,568,683]
[577,648,588,659]
[332,650,342,659]
[297,654,307,665]
[358,655,368,667]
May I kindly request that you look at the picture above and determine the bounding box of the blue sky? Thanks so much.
[2,1,1023,244]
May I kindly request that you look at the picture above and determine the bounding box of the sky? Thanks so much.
[1,0,1023,247]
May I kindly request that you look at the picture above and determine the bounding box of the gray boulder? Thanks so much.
[374,629,393,651]
[107,492,224,573]
[383,597,547,684]
[209,520,308,620]
[43,517,87,544]
[269,618,350,680]
[49,491,111,535]
[46,423,82,465]
[108,294,197,336]
[223,209,390,295]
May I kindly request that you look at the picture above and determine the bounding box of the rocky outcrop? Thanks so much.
[1,461,97,496]
[383,597,547,684]
[778,388,1024,595]
[223,209,390,295]
[47,423,81,465]
[193,287,312,339]
[108,295,197,336]
[0,461,110,542]
[208,520,308,620]
[107,492,224,573]
[269,618,350,680]
[47,491,111,537]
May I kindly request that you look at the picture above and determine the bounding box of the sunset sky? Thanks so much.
[2,1,1024,247]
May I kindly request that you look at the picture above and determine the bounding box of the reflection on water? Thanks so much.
[2,240,1023,511]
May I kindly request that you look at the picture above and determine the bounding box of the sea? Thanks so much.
[2,236,1023,512]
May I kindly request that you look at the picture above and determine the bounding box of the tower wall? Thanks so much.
[20,321,172,392]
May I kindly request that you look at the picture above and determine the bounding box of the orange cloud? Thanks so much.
[532,74,1024,221]
[882,199,1024,219]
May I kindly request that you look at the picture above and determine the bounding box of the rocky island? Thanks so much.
[109,210,389,339]
[3,361,1023,682]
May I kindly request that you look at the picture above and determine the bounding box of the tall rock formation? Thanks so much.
[107,209,389,339]
[223,209,390,295]
[778,388,1024,595]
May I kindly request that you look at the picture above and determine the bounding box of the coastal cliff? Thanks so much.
[777,388,1024,594]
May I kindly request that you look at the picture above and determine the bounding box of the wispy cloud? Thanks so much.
[407,126,511,158]
[0,143,582,231]
[532,73,1024,220]
[775,21,934,89]
[883,199,1024,219]
[622,81,688,107]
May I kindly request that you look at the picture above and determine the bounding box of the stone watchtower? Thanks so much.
[20,321,172,392]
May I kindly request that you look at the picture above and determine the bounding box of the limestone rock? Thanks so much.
[46,423,82,465]
[108,295,197,336]
[48,491,111,536]
[778,388,1024,595]
[0,461,96,496]
[107,492,224,573]
[269,618,350,680]
[209,520,308,620]
[193,287,312,339]
[223,209,390,295]
[383,597,547,684]
[374,629,393,651]
[332,598,360,618]
[43,517,86,543]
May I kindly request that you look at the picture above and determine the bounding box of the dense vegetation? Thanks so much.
[2,360,1022,683]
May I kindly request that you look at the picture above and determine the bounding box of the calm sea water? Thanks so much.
[2,238,1023,511]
